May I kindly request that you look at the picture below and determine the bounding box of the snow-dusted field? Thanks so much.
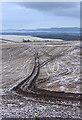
[2,41,80,93]
[0,35,63,43]
[1,40,81,119]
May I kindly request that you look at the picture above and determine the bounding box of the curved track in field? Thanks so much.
[10,52,82,102]
[2,41,81,118]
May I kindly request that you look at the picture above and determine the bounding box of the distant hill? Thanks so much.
[36,27,80,31]
[1,27,80,32]
[0,27,80,41]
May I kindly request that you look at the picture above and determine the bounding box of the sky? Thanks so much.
[2,2,80,29]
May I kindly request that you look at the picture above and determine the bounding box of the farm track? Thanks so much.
[2,41,81,118]
[9,52,82,103]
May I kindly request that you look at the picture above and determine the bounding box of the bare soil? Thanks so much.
[1,40,81,119]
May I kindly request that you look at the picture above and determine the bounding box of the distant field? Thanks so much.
[0,35,63,43]
[0,27,80,40]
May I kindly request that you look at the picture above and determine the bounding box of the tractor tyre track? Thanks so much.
[10,52,82,103]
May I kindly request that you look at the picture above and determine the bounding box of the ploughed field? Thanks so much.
[1,40,81,119]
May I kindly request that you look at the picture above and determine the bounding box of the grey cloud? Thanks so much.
[16,2,80,18]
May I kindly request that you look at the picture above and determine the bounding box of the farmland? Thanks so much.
[0,38,81,119]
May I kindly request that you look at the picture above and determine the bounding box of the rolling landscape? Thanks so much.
[0,35,81,119]
[0,27,80,41]
[1,1,81,120]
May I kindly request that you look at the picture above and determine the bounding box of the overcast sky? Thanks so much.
[2,2,80,29]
